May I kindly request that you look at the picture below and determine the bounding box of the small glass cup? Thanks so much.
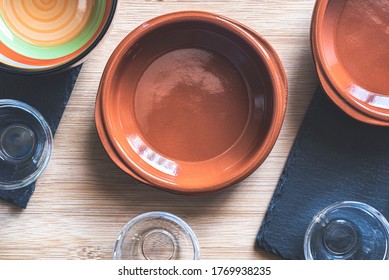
[304,201,389,260]
[113,212,201,260]
[0,99,53,190]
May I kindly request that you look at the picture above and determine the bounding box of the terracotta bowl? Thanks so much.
[311,0,389,125]
[94,14,280,187]
[96,11,287,194]
[0,0,117,74]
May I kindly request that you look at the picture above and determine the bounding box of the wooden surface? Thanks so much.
[0,0,318,260]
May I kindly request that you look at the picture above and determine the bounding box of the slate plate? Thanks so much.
[0,66,82,208]
[257,87,389,259]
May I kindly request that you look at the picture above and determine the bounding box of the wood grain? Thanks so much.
[0,0,318,260]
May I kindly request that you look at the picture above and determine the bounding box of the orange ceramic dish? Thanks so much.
[311,0,389,125]
[97,11,287,194]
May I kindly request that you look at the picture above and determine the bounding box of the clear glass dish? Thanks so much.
[304,201,389,260]
[113,211,200,260]
[0,99,53,190]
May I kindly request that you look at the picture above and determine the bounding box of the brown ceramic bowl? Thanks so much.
[311,0,389,125]
[94,13,281,186]
[96,11,287,194]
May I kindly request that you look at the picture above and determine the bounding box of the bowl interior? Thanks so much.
[101,14,281,192]
[316,0,389,119]
[0,0,116,72]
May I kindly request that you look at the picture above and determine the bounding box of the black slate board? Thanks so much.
[0,66,82,208]
[257,87,389,259]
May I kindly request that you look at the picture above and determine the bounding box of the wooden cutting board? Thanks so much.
[0,0,317,260]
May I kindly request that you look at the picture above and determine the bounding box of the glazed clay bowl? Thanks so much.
[97,11,287,194]
[94,14,288,187]
[311,0,389,125]
[94,14,286,187]
[0,0,117,74]
[95,12,287,187]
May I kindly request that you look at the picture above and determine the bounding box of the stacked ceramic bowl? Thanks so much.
[311,0,389,126]
[0,0,117,74]
[95,11,287,194]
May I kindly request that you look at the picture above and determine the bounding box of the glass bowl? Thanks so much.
[0,99,53,190]
[113,212,200,260]
[304,201,389,260]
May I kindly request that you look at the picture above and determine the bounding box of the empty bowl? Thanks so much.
[0,0,117,74]
[113,212,200,260]
[96,11,287,193]
[304,201,389,260]
[0,99,53,190]
[311,0,389,125]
